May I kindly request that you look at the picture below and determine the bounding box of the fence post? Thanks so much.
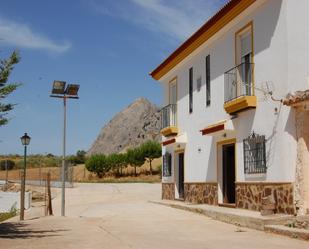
[5,160,8,191]
[47,172,53,215]
[45,173,47,216]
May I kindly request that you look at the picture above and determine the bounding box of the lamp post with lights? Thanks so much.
[20,133,31,221]
[50,81,79,216]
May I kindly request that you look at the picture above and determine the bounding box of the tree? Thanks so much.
[117,153,128,176]
[85,154,110,178]
[140,140,161,175]
[126,147,144,176]
[107,153,122,176]
[68,150,87,165]
[0,51,21,126]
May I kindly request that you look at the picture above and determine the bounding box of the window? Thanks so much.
[236,22,254,96]
[189,67,193,113]
[169,79,177,105]
[205,55,210,106]
[243,132,266,174]
[163,152,172,177]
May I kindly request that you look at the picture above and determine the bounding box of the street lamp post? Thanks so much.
[50,81,79,217]
[20,133,31,221]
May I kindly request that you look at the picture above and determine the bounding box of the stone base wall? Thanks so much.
[162,183,175,200]
[184,183,218,205]
[236,182,295,214]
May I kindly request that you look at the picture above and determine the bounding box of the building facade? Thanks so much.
[150,0,309,215]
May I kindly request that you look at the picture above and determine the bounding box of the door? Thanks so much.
[178,152,185,199]
[222,144,235,204]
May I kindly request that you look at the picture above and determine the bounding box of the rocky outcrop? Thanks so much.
[87,98,161,155]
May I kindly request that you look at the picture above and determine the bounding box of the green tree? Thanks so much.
[85,154,110,178]
[117,153,128,176]
[0,51,21,126]
[140,140,161,175]
[68,150,87,165]
[107,153,122,176]
[126,147,144,176]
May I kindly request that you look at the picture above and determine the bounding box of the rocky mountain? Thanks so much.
[87,98,161,155]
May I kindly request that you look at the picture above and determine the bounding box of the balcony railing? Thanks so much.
[161,104,177,129]
[224,62,254,102]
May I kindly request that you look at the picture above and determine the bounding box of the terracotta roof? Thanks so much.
[283,90,309,106]
[150,0,256,80]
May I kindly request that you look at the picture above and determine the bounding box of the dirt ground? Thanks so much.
[0,183,308,249]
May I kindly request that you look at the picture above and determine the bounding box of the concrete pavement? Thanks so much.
[0,183,308,249]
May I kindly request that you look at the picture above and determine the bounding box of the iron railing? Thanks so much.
[161,104,177,129]
[224,62,254,102]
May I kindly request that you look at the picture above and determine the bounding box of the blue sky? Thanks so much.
[0,0,226,155]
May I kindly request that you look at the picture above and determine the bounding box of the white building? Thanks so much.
[150,0,309,215]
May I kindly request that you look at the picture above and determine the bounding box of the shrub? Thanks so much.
[0,160,16,170]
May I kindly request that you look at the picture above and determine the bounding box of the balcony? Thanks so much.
[224,62,257,114]
[160,104,178,137]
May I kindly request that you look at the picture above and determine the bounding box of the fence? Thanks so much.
[0,161,74,188]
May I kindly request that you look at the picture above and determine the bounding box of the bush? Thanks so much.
[85,154,110,178]
[0,160,16,170]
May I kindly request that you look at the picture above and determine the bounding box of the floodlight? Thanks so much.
[52,80,66,94]
[65,84,80,96]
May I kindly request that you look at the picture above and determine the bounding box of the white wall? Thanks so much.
[160,0,305,185]
[0,191,32,212]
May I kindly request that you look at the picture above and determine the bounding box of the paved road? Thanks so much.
[0,183,308,249]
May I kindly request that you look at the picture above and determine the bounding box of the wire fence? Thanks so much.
[0,161,74,188]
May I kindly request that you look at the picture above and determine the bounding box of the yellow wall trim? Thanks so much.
[150,0,256,80]
[160,126,178,137]
[224,95,257,114]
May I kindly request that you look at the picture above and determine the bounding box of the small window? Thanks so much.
[189,67,193,113]
[243,132,266,174]
[206,55,210,106]
[163,152,172,177]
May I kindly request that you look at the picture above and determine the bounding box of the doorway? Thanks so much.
[222,144,235,204]
[175,151,185,199]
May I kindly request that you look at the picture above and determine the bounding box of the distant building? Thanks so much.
[150,0,309,215]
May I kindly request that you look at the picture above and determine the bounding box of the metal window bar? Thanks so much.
[224,62,254,102]
[163,152,172,177]
[161,104,177,129]
[243,133,267,174]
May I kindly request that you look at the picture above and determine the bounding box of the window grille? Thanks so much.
[163,152,172,177]
[243,132,266,174]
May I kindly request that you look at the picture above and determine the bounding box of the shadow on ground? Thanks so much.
[0,221,68,239]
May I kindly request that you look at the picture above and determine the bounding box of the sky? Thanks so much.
[0,0,226,155]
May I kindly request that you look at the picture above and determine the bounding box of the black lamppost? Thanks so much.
[50,81,79,217]
[20,133,31,220]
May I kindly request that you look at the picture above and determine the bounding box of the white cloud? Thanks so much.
[90,0,226,41]
[0,18,71,53]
